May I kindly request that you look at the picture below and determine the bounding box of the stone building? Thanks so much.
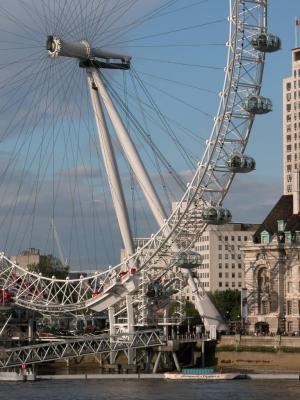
[190,223,258,293]
[244,192,300,334]
[9,248,41,269]
[283,47,300,194]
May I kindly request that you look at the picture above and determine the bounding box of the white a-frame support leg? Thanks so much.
[108,306,117,364]
[90,69,167,229]
[126,295,135,364]
[87,68,134,257]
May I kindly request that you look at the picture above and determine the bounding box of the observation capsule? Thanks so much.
[201,206,232,225]
[227,154,256,173]
[146,282,166,299]
[242,95,272,115]
[251,33,281,53]
[172,251,202,269]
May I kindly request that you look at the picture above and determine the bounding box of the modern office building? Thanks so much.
[283,47,300,194]
[176,223,259,303]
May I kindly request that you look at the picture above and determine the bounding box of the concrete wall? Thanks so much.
[215,335,300,371]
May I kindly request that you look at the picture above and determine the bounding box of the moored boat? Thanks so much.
[164,368,240,380]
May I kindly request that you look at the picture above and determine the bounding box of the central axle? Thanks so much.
[47,36,131,70]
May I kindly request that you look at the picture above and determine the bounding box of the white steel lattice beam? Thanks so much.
[0,330,164,369]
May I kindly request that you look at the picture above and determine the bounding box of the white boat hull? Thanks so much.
[164,372,239,380]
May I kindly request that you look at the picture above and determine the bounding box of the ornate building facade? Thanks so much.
[244,194,300,334]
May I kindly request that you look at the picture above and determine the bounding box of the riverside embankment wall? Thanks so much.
[215,335,300,372]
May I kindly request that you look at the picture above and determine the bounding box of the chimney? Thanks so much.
[293,171,300,214]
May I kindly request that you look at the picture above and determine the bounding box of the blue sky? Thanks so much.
[0,1,299,269]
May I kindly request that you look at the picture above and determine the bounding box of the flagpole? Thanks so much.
[296,18,300,48]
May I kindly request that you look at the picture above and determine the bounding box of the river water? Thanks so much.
[0,380,299,400]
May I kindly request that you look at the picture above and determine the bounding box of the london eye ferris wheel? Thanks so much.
[0,0,280,330]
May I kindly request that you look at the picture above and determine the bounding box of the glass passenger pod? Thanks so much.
[227,154,256,173]
[146,282,167,299]
[172,251,202,269]
[251,33,281,53]
[201,207,232,225]
[242,95,272,115]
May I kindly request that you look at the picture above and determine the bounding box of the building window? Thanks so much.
[219,273,222,278]
[225,272,229,278]
[225,282,229,287]
[219,282,222,287]
[287,103,291,112]
[238,263,242,269]
[261,300,268,315]
[218,263,222,269]
[232,263,235,269]
[287,321,293,333]
[232,273,235,278]
[218,245,222,250]
[287,282,293,293]
[238,272,242,278]
[231,236,235,241]
[286,82,291,91]
[232,282,235,287]
[238,282,242,287]
[287,300,292,315]
[238,236,241,241]
[225,263,229,269]
[218,254,222,259]
[224,236,228,241]
[225,254,228,260]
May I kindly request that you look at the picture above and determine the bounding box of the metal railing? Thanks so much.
[0,330,165,369]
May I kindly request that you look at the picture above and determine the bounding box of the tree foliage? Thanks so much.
[169,300,201,321]
[28,254,69,279]
[209,289,241,321]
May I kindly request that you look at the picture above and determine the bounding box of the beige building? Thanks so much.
[10,248,40,269]
[244,192,300,334]
[177,223,258,303]
[243,45,300,334]
[283,47,300,194]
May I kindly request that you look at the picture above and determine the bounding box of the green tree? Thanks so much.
[169,300,201,321]
[28,254,69,279]
[209,289,241,321]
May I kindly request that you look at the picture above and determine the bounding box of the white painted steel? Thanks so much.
[92,70,167,230]
[87,68,135,257]
[0,1,269,334]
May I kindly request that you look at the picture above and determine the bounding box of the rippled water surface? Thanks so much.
[0,380,300,400]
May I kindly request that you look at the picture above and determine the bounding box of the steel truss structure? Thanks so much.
[0,1,274,335]
[0,330,164,369]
